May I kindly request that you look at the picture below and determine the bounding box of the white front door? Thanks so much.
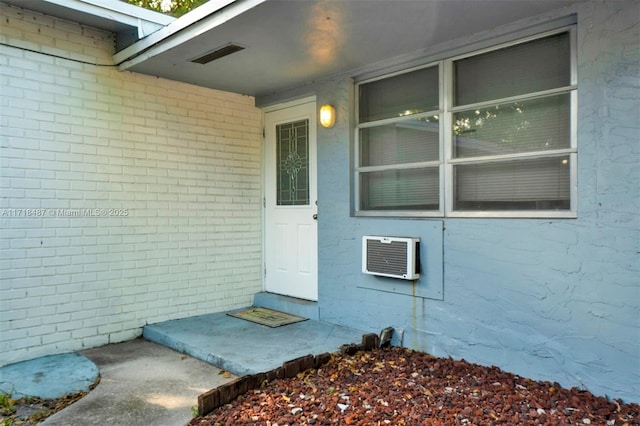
[264,100,318,301]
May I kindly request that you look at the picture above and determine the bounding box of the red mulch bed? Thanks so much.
[190,347,638,426]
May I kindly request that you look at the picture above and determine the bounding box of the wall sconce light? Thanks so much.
[319,104,336,128]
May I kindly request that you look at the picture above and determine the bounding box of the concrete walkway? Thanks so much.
[42,339,235,426]
[0,309,368,425]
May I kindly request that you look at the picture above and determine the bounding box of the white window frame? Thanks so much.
[355,26,577,219]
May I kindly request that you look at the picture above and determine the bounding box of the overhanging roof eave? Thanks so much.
[74,0,175,27]
[1,0,175,39]
[114,0,267,68]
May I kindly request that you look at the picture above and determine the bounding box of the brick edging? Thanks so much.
[197,332,380,416]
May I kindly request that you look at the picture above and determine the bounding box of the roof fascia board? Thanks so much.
[46,0,174,35]
[114,0,266,67]
[77,0,174,24]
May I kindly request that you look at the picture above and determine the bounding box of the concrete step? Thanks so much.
[253,292,319,320]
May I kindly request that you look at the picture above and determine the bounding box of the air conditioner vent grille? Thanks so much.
[366,240,408,276]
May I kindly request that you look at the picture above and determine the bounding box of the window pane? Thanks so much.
[359,66,439,123]
[454,32,570,106]
[277,120,309,206]
[454,156,570,210]
[361,167,439,210]
[360,116,439,167]
[453,94,570,158]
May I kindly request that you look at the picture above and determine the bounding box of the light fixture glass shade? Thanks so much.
[320,104,336,128]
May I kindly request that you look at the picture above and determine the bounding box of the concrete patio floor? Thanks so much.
[143,309,368,376]
[1,308,368,425]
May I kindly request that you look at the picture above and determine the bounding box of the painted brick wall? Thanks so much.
[0,3,263,366]
[316,0,639,403]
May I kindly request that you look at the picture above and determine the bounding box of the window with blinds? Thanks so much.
[357,66,441,212]
[355,28,576,218]
[451,31,574,213]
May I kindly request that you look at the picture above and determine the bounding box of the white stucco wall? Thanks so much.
[315,0,639,404]
[0,3,263,366]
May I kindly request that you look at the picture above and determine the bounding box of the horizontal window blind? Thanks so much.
[359,66,439,123]
[361,168,439,210]
[454,32,570,106]
[454,94,570,158]
[361,118,440,167]
[455,156,570,203]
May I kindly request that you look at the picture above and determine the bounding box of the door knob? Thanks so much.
[312,213,318,220]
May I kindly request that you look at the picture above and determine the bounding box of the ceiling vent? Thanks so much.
[191,44,245,64]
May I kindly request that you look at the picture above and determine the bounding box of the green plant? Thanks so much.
[123,0,209,17]
[0,393,15,416]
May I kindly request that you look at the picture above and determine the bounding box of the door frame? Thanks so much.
[262,96,318,300]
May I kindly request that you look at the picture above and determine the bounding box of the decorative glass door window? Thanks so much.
[277,119,310,206]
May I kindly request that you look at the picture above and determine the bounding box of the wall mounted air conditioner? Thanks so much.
[362,236,420,280]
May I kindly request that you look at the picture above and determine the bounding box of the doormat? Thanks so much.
[228,307,307,328]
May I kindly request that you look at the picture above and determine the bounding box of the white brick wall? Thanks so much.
[0,3,263,366]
